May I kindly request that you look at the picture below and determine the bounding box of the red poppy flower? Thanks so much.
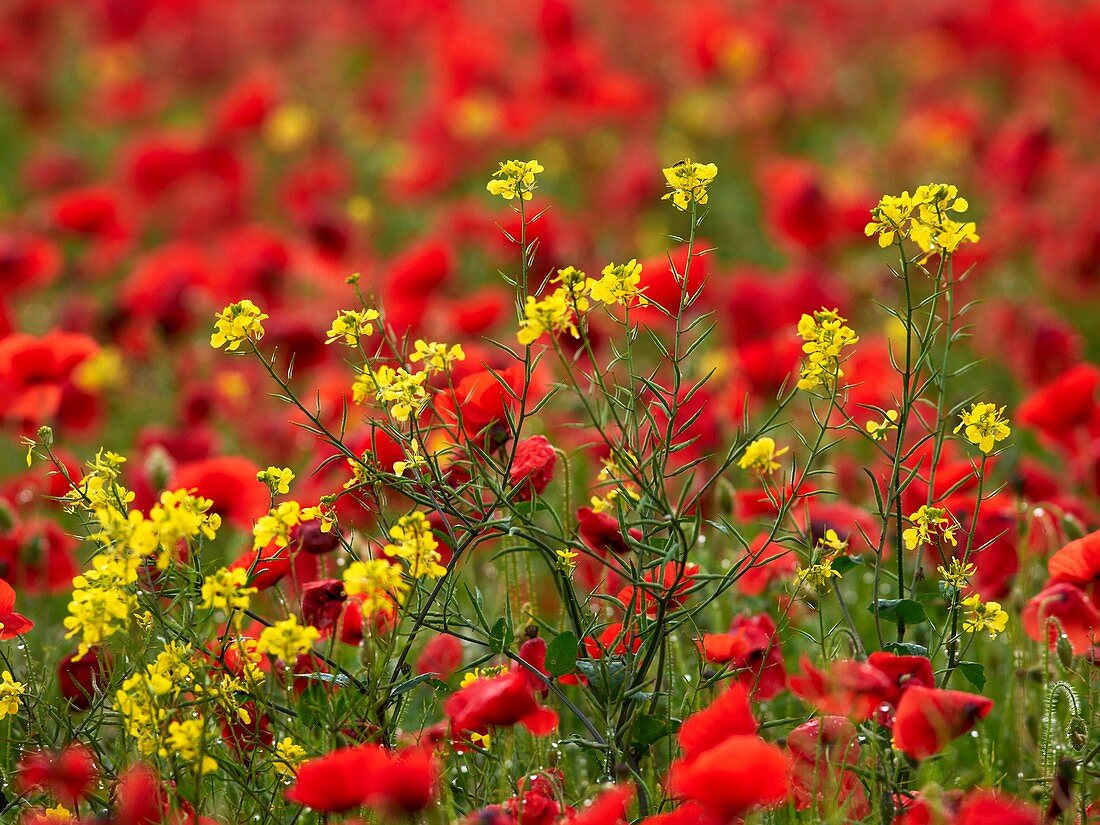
[286,744,438,814]
[17,744,97,806]
[584,621,641,659]
[517,635,551,692]
[444,668,558,738]
[700,612,786,700]
[735,534,797,596]
[616,562,699,617]
[0,578,33,638]
[1017,364,1100,451]
[667,735,788,822]
[897,789,1040,825]
[417,633,464,678]
[1047,529,1100,606]
[170,456,268,530]
[445,365,526,439]
[577,507,640,556]
[1021,583,1100,655]
[787,716,868,818]
[300,579,347,636]
[0,232,59,294]
[866,651,935,709]
[57,647,108,710]
[789,656,893,720]
[571,786,633,825]
[0,332,98,427]
[509,435,557,501]
[229,542,293,591]
[892,686,993,759]
[677,684,757,762]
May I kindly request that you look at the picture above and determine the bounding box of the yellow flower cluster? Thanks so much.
[354,365,429,422]
[738,437,788,475]
[410,339,466,373]
[253,500,315,550]
[383,512,447,579]
[661,159,718,210]
[486,159,544,201]
[326,308,380,346]
[902,505,958,550]
[273,737,307,776]
[148,488,222,569]
[166,717,218,775]
[961,594,1008,639]
[794,557,842,595]
[201,566,257,614]
[256,615,320,662]
[954,402,1011,454]
[796,308,859,391]
[115,644,196,758]
[517,290,579,346]
[864,183,979,253]
[866,409,899,441]
[393,439,429,477]
[937,558,976,588]
[343,558,409,616]
[210,299,269,351]
[588,259,647,307]
[0,671,24,719]
[257,466,295,495]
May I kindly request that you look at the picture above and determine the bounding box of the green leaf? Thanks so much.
[633,714,676,747]
[957,661,986,691]
[882,642,929,657]
[488,617,511,654]
[831,554,864,574]
[869,598,927,625]
[392,672,448,697]
[546,631,579,677]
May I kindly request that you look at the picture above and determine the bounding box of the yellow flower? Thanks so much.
[552,266,591,311]
[738,437,788,475]
[73,347,125,391]
[954,402,1011,454]
[64,553,139,659]
[257,466,295,495]
[166,718,218,775]
[201,566,257,614]
[393,439,429,477]
[937,558,976,589]
[794,558,842,595]
[961,594,1008,639]
[517,290,579,346]
[796,308,859,391]
[588,259,647,307]
[326,308,380,346]
[409,340,466,373]
[866,409,899,441]
[0,671,24,718]
[40,805,75,823]
[256,615,320,662]
[817,529,848,553]
[903,505,959,550]
[354,365,429,422]
[273,737,307,776]
[459,666,507,688]
[210,300,269,351]
[383,512,447,579]
[865,184,978,254]
[486,159,544,201]
[661,159,718,210]
[343,559,409,616]
[556,548,579,576]
[253,500,314,550]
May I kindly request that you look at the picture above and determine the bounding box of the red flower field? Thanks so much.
[0,1,1098,823]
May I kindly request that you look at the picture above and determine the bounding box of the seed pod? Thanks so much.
[1057,633,1074,669]
[1068,716,1088,750]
